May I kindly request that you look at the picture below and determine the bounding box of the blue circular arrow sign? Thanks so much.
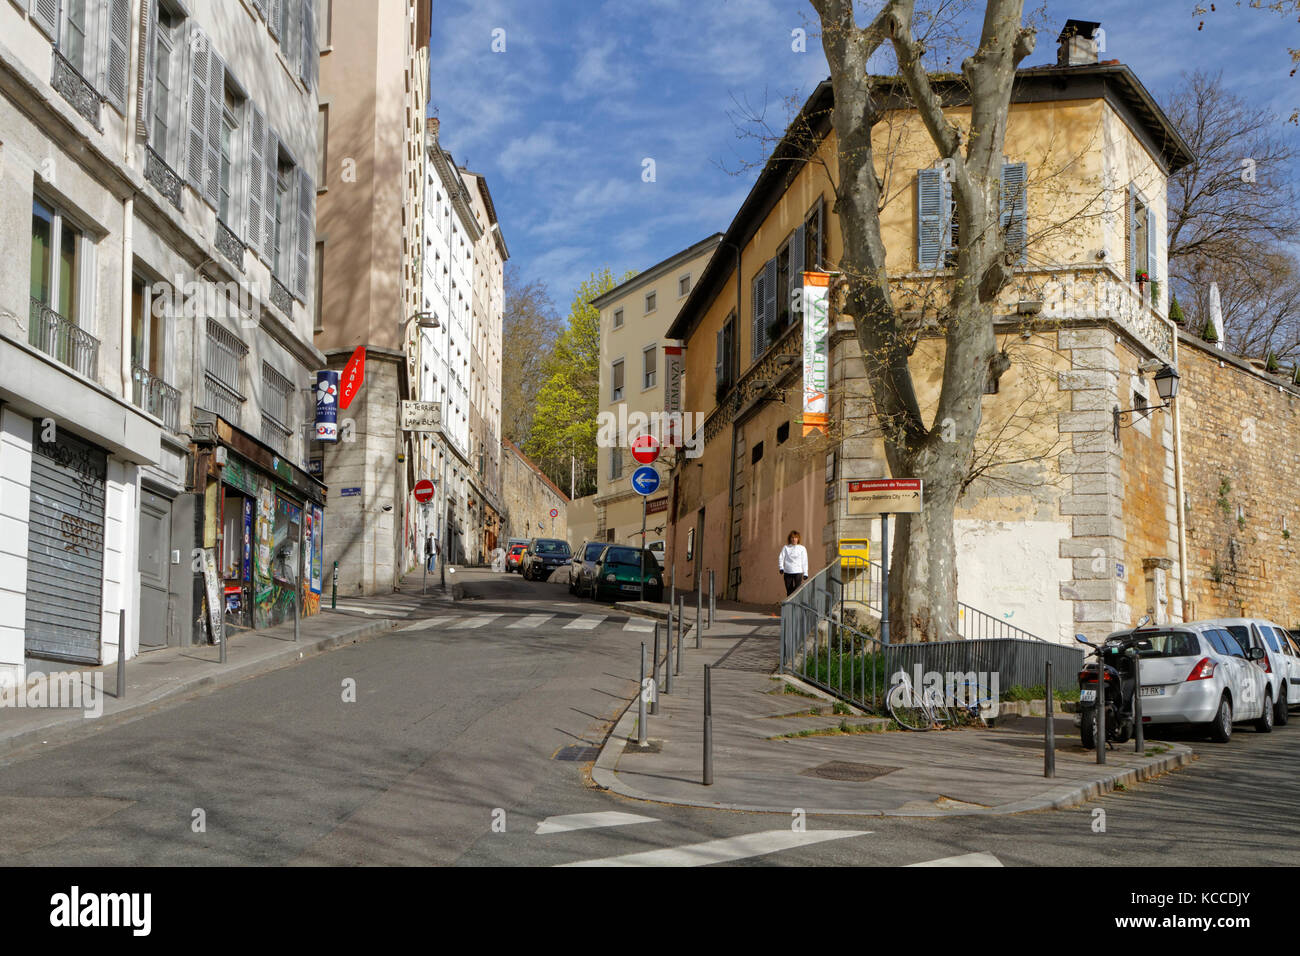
[631,465,661,497]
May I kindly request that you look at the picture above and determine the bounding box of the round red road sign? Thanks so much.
[413,479,435,503]
[631,434,659,465]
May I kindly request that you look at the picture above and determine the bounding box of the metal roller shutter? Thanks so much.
[24,425,107,664]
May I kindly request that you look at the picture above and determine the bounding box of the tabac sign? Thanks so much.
[846,478,923,515]
[801,271,830,435]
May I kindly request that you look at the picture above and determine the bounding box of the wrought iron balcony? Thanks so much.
[29,298,99,380]
[131,364,181,432]
[51,52,102,130]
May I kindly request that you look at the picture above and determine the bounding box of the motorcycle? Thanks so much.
[1075,618,1152,751]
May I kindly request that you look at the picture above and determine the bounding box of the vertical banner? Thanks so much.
[315,369,340,442]
[663,346,685,447]
[339,345,366,409]
[802,271,830,435]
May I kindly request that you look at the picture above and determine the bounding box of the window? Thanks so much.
[644,291,656,314]
[642,345,657,389]
[775,240,791,329]
[609,446,622,480]
[59,0,93,78]
[611,358,625,402]
[274,153,293,280]
[1129,186,1156,286]
[777,421,790,444]
[316,104,328,185]
[313,242,325,331]
[613,307,624,328]
[715,312,737,395]
[260,363,295,455]
[30,198,84,323]
[204,319,247,425]
[150,7,181,164]
[804,199,823,271]
[751,441,764,465]
[678,274,691,297]
[918,163,1027,268]
[218,87,242,226]
[318,0,332,47]
[130,277,167,379]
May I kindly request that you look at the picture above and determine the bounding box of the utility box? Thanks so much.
[838,539,870,567]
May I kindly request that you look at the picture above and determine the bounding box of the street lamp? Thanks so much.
[405,311,440,331]
[1113,363,1179,442]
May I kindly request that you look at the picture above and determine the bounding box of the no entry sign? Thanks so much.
[631,434,659,465]
[413,479,435,503]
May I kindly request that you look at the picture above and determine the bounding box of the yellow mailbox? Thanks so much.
[839,538,871,568]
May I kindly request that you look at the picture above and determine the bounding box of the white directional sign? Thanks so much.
[846,478,923,515]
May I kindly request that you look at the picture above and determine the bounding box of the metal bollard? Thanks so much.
[116,612,126,700]
[331,561,338,610]
[664,611,674,695]
[669,563,675,610]
[651,624,661,715]
[294,517,303,643]
[695,577,702,648]
[708,569,714,628]
[675,594,684,675]
[638,642,648,747]
[1044,660,1055,778]
[703,664,713,786]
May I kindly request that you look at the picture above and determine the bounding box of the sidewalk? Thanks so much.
[594,610,1194,817]
[0,603,417,761]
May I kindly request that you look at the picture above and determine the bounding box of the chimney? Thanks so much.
[1057,19,1102,67]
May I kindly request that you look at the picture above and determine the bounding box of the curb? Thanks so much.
[0,618,394,763]
[590,688,1194,817]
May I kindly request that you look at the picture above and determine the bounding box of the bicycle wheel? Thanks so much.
[887,682,933,731]
[925,686,952,725]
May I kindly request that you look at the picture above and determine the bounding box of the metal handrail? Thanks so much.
[131,364,180,432]
[29,297,99,379]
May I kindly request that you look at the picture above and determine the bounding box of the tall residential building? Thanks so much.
[459,167,507,559]
[590,235,722,550]
[0,0,325,686]
[314,0,431,595]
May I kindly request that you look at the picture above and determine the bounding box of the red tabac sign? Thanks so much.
[339,346,366,410]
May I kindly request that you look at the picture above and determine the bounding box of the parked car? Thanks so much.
[505,543,527,573]
[521,538,571,581]
[1202,618,1291,726]
[569,540,608,596]
[1283,631,1300,710]
[591,545,663,602]
[646,540,665,566]
[1098,621,1268,742]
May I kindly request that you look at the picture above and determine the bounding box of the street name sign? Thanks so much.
[846,478,923,515]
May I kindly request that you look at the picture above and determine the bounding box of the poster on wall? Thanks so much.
[311,504,324,594]
[202,549,224,646]
[801,271,830,435]
[663,346,684,447]
[242,498,253,583]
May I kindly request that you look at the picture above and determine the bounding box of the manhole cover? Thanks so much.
[799,761,900,782]
[554,745,600,762]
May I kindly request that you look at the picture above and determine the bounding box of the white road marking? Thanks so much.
[564,615,605,630]
[452,614,501,629]
[624,619,655,632]
[396,618,448,632]
[509,614,554,629]
[535,812,658,835]
[559,829,871,867]
[907,852,1003,867]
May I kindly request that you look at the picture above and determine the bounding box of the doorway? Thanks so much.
[138,489,172,649]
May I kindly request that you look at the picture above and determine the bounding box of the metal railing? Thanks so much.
[780,560,1083,712]
[131,365,181,432]
[29,298,99,379]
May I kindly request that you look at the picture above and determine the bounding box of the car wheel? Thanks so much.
[1276,685,1290,726]
[1209,696,1233,743]
[1256,690,1274,733]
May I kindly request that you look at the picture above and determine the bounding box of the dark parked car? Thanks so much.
[569,540,609,596]
[522,538,571,581]
[591,545,662,602]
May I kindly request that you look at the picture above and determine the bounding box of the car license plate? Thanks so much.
[621,584,640,591]
[1079,689,1096,702]
[1140,686,1164,697]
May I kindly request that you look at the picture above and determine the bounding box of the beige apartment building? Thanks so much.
[590,234,721,551]
[313,0,430,595]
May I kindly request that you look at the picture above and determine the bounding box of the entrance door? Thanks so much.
[138,491,171,649]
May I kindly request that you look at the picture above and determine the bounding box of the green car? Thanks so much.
[592,546,663,602]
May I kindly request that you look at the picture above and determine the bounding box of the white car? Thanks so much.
[1117,622,1269,742]
[1201,618,1291,727]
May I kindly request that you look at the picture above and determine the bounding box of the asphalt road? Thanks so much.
[0,567,1296,867]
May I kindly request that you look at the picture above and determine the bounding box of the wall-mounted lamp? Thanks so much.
[1113,363,1179,442]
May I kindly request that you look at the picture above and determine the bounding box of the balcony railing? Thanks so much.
[132,364,180,432]
[29,298,99,379]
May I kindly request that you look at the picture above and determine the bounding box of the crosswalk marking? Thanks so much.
[565,615,605,630]
[395,617,448,632]
[624,618,655,632]
[452,614,500,629]
[535,812,658,835]
[559,829,871,867]
[907,852,1002,867]
[509,614,554,629]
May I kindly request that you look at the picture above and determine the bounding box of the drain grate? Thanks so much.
[799,760,900,782]
[554,745,601,762]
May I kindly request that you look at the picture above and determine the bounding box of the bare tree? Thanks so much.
[501,264,561,445]
[810,0,1036,641]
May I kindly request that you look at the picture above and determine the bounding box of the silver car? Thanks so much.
[1202,618,1290,728]
[1111,622,1268,742]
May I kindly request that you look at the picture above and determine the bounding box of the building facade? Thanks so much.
[591,234,721,551]
[501,438,568,544]
[1,0,325,686]
[313,0,430,595]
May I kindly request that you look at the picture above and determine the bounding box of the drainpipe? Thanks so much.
[716,239,742,600]
[1171,332,1190,621]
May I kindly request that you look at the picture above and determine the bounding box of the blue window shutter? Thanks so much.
[1000,161,1028,265]
[1146,205,1157,282]
[917,168,942,267]
[762,256,778,347]
[751,273,765,360]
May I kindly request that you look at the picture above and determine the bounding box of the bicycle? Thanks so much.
[934,680,997,728]
[886,671,946,730]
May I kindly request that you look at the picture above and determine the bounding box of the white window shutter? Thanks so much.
[269,0,283,39]
[263,130,279,265]
[1000,161,1028,266]
[916,168,943,267]
[295,167,313,299]
[300,0,314,89]
[246,105,266,252]
[1146,206,1158,282]
[204,51,223,208]
[251,0,266,19]
[30,0,58,39]
[1127,186,1138,281]
[186,29,209,193]
[104,0,130,113]
[136,0,157,139]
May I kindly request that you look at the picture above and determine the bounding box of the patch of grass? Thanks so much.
[1001,684,1080,703]
[832,701,852,716]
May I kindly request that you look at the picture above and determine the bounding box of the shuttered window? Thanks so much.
[204,319,247,425]
[1000,161,1028,265]
[611,358,624,401]
[715,313,736,394]
[185,28,223,207]
[918,163,1028,268]
[295,167,314,299]
[30,0,59,40]
[104,0,131,113]
[260,362,294,455]
[300,0,316,90]
[246,105,267,254]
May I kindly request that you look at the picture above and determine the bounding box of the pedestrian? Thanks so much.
[779,530,808,596]
[426,534,437,574]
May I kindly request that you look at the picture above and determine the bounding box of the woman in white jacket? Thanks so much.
[778,530,808,596]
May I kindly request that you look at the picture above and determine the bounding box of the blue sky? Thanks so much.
[428,0,1299,310]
